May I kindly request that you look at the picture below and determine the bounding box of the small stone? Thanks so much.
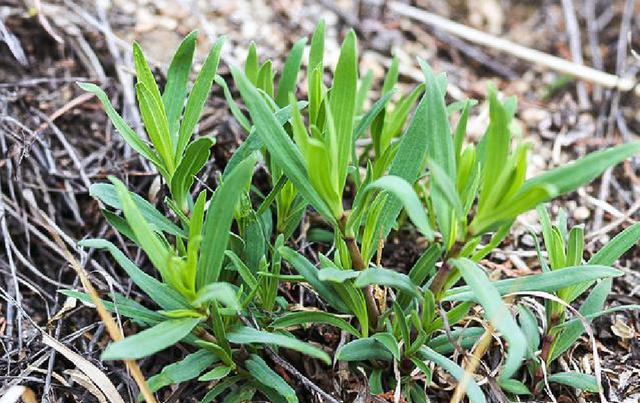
[573,206,590,220]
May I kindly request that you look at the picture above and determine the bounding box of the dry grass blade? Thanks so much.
[0,386,37,403]
[34,208,158,403]
[389,1,639,95]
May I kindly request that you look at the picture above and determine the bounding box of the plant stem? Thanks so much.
[339,214,380,328]
[429,241,463,299]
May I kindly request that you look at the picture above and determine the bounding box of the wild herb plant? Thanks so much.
[66,23,640,403]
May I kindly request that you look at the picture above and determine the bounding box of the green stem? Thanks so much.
[339,214,381,328]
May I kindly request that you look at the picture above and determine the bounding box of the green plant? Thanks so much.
[65,23,640,403]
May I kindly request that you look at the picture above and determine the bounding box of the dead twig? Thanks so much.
[389,2,639,95]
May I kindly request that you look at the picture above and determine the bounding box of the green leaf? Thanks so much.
[110,177,175,282]
[199,365,232,381]
[354,267,421,298]
[244,42,259,84]
[231,66,336,224]
[517,304,540,357]
[275,37,307,107]
[418,347,487,403]
[550,278,610,362]
[445,265,623,302]
[102,318,201,360]
[223,102,304,178]
[77,83,165,176]
[364,176,434,240]
[226,250,258,290]
[330,29,358,193]
[546,372,599,392]
[418,60,456,247]
[246,355,298,403]
[59,289,164,326]
[589,221,640,266]
[133,42,165,115]
[317,268,359,283]
[89,183,186,237]
[336,337,393,361]
[198,156,255,286]
[450,258,527,380]
[200,376,242,403]
[477,84,510,213]
[177,36,225,159]
[353,89,397,141]
[271,311,360,337]
[163,30,197,138]
[279,247,350,313]
[143,350,215,397]
[372,332,401,361]
[498,379,532,396]
[518,143,640,198]
[428,327,484,354]
[170,136,215,212]
[226,326,331,364]
[77,239,188,310]
[309,20,325,72]
[136,81,174,172]
[192,282,240,309]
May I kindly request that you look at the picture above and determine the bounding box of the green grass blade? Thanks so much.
[177,36,225,159]
[136,82,174,172]
[275,37,307,107]
[163,30,198,138]
[77,239,188,310]
[102,318,201,360]
[226,326,331,364]
[90,183,186,237]
[450,258,527,380]
[231,66,336,224]
[246,355,298,403]
[330,30,358,192]
[198,155,255,287]
[354,267,420,298]
[445,265,622,302]
[170,136,215,212]
[364,176,434,240]
[133,42,165,117]
[271,311,360,338]
[418,347,487,403]
[77,83,164,174]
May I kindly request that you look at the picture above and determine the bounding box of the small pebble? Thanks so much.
[573,206,590,220]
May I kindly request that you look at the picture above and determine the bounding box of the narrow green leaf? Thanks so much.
[192,282,240,309]
[198,156,255,286]
[279,247,350,313]
[499,379,532,396]
[354,267,421,298]
[231,67,336,224]
[364,176,434,240]
[546,372,599,392]
[143,350,215,396]
[163,31,198,138]
[450,258,527,380]
[102,318,201,360]
[275,37,307,107]
[78,83,165,176]
[445,265,622,302]
[177,36,225,159]
[77,239,188,310]
[519,143,640,198]
[330,30,358,192]
[133,42,165,117]
[226,326,331,364]
[170,136,214,211]
[271,311,360,337]
[317,268,359,283]
[136,82,174,172]
[336,337,393,361]
[418,347,487,403]
[90,183,186,237]
[244,42,259,84]
[199,365,232,381]
[246,355,298,403]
